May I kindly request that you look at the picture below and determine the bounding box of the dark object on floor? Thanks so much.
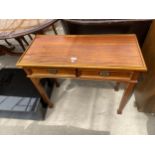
[0,69,54,120]
[61,19,152,47]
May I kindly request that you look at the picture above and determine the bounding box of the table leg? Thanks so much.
[117,83,136,114]
[15,37,26,51]
[49,78,60,87]
[5,39,12,46]
[28,34,33,40]
[54,78,60,87]
[114,82,120,91]
[117,72,139,114]
[21,36,29,46]
[52,25,57,35]
[30,77,54,108]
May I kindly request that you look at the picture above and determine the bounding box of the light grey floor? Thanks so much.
[0,21,155,135]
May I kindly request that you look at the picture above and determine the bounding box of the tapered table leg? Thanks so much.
[114,82,120,91]
[117,72,139,114]
[54,78,60,87]
[117,83,136,114]
[49,78,60,87]
[30,78,54,108]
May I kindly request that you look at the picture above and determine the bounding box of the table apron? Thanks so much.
[27,74,137,83]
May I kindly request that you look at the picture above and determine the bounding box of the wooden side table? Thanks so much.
[16,34,147,114]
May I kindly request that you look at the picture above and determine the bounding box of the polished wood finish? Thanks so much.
[135,20,155,112]
[117,72,139,114]
[17,35,146,71]
[17,34,146,114]
[24,68,53,107]
[30,77,53,108]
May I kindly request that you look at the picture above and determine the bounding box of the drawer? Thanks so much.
[78,69,133,80]
[30,67,76,78]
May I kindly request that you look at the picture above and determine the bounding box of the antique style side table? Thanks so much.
[17,34,147,114]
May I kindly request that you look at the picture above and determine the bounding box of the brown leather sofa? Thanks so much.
[61,19,152,47]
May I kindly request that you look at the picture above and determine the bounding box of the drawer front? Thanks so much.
[31,68,76,77]
[28,67,133,80]
[78,69,133,79]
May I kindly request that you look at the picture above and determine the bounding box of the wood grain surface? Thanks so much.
[17,34,146,71]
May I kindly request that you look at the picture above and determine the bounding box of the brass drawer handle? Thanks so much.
[48,68,58,74]
[99,71,110,76]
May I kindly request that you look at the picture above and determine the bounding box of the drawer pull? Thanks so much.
[48,68,58,74]
[99,71,110,76]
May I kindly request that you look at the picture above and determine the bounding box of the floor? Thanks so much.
[0,21,155,135]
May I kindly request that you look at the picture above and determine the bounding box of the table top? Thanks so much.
[0,19,57,39]
[17,34,147,71]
